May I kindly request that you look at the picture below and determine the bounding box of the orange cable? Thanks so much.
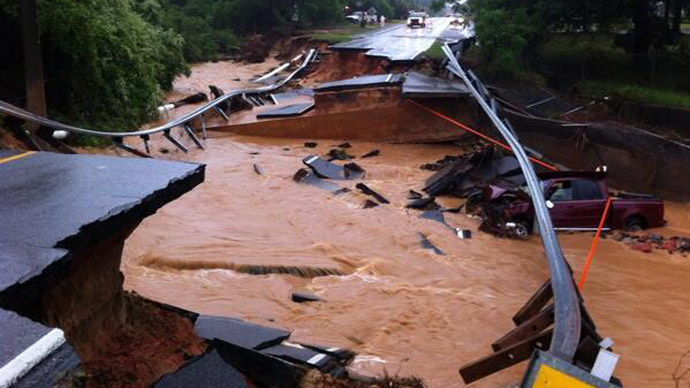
[407,99,559,172]
[578,197,614,291]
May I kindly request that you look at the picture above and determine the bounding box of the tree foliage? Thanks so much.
[0,0,188,132]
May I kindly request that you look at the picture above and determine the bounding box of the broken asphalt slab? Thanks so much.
[261,344,335,371]
[419,233,444,255]
[302,155,365,180]
[355,183,390,204]
[154,349,249,388]
[292,292,321,303]
[314,74,403,93]
[256,102,314,119]
[194,315,290,351]
[0,151,204,311]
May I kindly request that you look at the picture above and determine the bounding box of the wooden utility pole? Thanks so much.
[20,0,47,120]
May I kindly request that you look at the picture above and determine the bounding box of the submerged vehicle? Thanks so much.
[484,171,665,238]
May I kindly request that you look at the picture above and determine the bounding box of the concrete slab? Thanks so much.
[194,315,290,350]
[155,349,249,388]
[257,102,314,119]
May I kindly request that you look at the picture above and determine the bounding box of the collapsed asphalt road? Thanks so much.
[332,17,473,62]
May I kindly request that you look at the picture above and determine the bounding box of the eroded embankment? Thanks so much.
[122,136,690,388]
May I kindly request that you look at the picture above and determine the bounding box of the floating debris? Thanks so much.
[292,292,322,303]
[305,142,318,148]
[356,183,389,204]
[253,164,264,175]
[361,150,380,159]
[419,233,444,255]
[363,200,380,209]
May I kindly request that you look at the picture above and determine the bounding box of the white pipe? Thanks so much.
[0,329,66,388]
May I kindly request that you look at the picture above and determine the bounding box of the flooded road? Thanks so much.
[121,134,690,387]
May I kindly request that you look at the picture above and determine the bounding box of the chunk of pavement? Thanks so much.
[194,315,290,350]
[154,349,249,388]
[356,183,390,204]
[300,344,356,363]
[361,150,380,159]
[420,210,446,226]
[253,164,264,175]
[419,233,444,255]
[343,162,365,180]
[304,142,318,148]
[261,344,336,371]
[407,196,439,210]
[303,155,364,180]
[423,159,473,196]
[292,291,321,303]
[326,148,354,161]
[336,142,352,149]
[293,168,310,182]
[214,340,306,388]
[363,200,379,209]
[407,190,423,200]
[333,188,352,196]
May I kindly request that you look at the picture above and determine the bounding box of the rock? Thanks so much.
[361,150,380,158]
[292,292,321,303]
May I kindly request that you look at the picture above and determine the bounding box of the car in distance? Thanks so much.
[407,12,427,28]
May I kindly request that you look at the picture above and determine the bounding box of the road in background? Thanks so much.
[332,17,475,62]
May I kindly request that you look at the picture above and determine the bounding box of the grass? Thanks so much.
[579,80,690,109]
[533,33,690,108]
[423,41,446,60]
[307,23,385,44]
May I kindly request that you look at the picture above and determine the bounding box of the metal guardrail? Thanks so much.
[0,49,317,154]
[442,44,582,362]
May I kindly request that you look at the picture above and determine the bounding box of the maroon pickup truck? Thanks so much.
[484,172,665,238]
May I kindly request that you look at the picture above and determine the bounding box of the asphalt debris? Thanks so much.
[361,150,380,159]
[419,233,444,255]
[356,183,390,204]
[303,156,365,180]
[363,200,379,209]
[336,142,352,149]
[327,149,355,161]
[253,164,264,175]
[292,292,322,303]
[407,196,439,210]
[304,142,318,148]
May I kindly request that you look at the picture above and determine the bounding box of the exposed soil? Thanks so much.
[301,51,388,87]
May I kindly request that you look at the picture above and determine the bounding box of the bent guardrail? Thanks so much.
[0,49,317,155]
[441,44,582,361]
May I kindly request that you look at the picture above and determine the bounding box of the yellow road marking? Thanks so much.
[0,151,36,165]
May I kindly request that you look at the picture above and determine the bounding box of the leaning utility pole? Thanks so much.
[20,0,47,123]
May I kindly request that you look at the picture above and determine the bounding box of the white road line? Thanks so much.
[0,329,66,388]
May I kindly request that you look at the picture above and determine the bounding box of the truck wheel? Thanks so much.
[513,221,531,240]
[624,217,646,232]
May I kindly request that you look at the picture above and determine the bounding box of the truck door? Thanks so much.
[546,180,579,228]
[571,179,607,228]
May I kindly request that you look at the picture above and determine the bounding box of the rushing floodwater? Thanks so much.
[121,134,690,387]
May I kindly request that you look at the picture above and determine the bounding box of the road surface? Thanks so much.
[332,17,475,62]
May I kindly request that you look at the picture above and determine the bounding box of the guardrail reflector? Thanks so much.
[532,365,594,388]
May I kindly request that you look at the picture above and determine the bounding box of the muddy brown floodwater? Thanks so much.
[121,61,690,388]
